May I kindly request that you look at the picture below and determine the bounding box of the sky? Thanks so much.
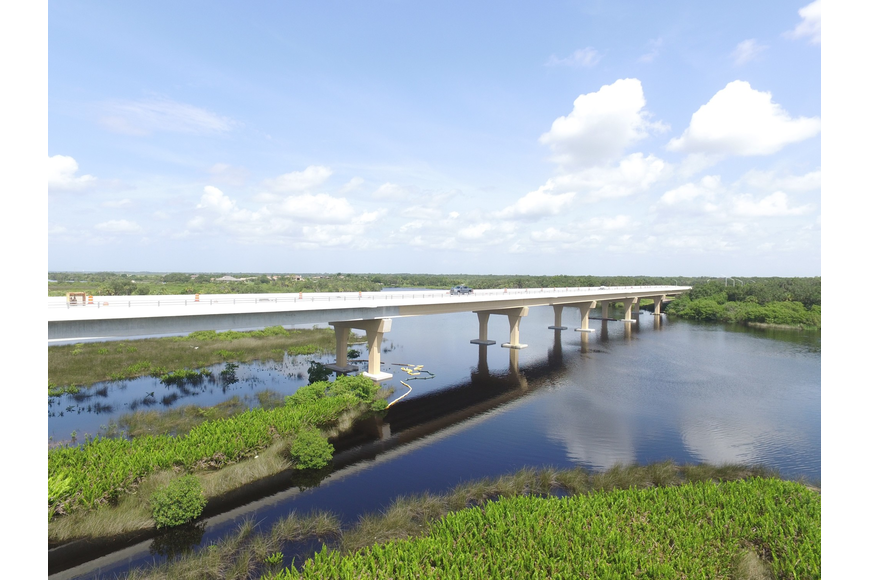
[47,1,822,276]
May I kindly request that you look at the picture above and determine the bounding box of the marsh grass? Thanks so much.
[49,327,347,388]
[114,462,816,580]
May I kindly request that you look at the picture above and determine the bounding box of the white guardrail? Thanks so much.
[49,286,685,310]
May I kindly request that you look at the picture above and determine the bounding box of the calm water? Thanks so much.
[49,305,820,578]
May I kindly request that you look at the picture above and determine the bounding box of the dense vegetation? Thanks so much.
[283,478,819,579]
[116,463,819,580]
[48,375,385,519]
[663,279,821,328]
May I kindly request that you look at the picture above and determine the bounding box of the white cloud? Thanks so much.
[731,39,768,66]
[539,78,667,168]
[738,169,821,192]
[732,191,813,216]
[546,47,601,67]
[582,215,634,231]
[496,188,575,220]
[667,81,820,156]
[786,1,821,45]
[197,185,237,213]
[276,193,356,223]
[98,96,238,136]
[48,155,97,192]
[659,175,723,206]
[549,153,669,202]
[94,219,143,233]
[263,166,332,192]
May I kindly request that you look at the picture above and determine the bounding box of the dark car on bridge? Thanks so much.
[450,285,473,295]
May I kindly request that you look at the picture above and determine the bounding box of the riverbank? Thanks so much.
[112,462,819,580]
[48,326,360,391]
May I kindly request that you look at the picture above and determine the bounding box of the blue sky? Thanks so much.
[47,1,822,276]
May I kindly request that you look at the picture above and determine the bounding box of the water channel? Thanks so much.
[48,302,821,579]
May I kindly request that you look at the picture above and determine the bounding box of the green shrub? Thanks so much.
[150,475,207,529]
[290,429,333,470]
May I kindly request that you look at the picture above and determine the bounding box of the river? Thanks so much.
[48,302,820,578]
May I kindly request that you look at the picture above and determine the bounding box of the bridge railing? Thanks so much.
[48,286,686,309]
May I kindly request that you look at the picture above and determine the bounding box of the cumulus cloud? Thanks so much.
[263,166,332,192]
[738,169,821,192]
[496,188,575,220]
[786,1,821,45]
[539,78,667,168]
[731,39,768,66]
[546,47,601,67]
[94,219,143,233]
[659,175,723,206]
[98,96,238,136]
[548,153,669,202]
[732,191,813,216]
[667,81,820,156]
[197,185,237,213]
[48,155,97,192]
[276,193,356,223]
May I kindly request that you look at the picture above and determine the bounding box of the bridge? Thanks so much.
[47,285,690,381]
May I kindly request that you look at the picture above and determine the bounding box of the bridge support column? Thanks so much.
[574,301,596,333]
[600,301,610,319]
[549,305,567,330]
[328,319,393,381]
[470,312,496,345]
[503,308,529,349]
[623,298,637,322]
[472,307,529,349]
[652,295,665,316]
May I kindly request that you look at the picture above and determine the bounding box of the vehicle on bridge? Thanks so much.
[450,285,473,295]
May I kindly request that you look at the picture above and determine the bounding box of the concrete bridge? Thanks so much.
[47,285,690,381]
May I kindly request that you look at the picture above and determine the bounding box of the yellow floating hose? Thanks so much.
[386,381,412,408]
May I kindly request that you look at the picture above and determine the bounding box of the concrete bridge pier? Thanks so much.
[549,305,567,330]
[471,307,529,349]
[652,295,665,316]
[600,301,610,319]
[573,301,597,333]
[623,297,638,322]
[470,312,496,346]
[328,318,393,381]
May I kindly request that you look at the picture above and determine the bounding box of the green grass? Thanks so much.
[290,478,819,579]
[48,326,352,389]
[112,462,818,580]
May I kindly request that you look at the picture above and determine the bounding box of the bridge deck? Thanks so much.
[48,286,690,342]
